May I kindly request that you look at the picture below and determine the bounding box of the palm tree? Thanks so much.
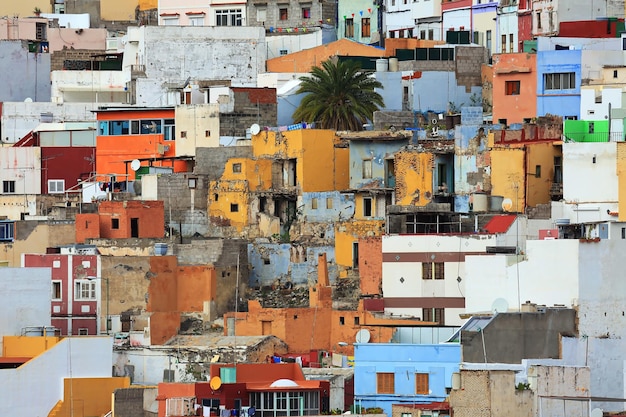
[293,59,384,131]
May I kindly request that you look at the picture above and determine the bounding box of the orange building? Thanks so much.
[148,256,217,345]
[491,53,537,125]
[94,107,189,181]
[75,200,165,242]
[225,253,427,355]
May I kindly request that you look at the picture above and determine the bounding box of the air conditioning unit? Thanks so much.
[106,37,118,51]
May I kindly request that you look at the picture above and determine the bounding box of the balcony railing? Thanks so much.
[563,132,625,143]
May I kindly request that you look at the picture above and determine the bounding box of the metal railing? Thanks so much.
[563,132,625,143]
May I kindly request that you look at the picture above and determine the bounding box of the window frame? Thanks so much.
[216,9,243,26]
[48,179,65,194]
[422,262,444,280]
[415,373,429,395]
[377,372,395,394]
[52,281,62,301]
[74,280,96,301]
[544,72,575,91]
[362,17,371,37]
[345,18,354,38]
[505,80,520,96]
[2,180,16,194]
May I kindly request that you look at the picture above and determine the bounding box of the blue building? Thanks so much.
[536,49,582,119]
[353,342,461,415]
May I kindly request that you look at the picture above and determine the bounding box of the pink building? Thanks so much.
[23,246,102,336]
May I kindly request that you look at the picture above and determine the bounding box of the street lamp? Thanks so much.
[87,276,110,335]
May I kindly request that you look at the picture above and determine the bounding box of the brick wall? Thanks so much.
[50,49,107,71]
[219,88,277,137]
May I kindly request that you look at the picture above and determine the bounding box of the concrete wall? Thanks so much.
[0,221,76,267]
[47,28,108,53]
[301,191,355,223]
[562,142,619,222]
[460,309,577,363]
[464,239,580,314]
[154,173,209,238]
[412,72,482,114]
[0,41,51,102]
[124,26,266,105]
[0,267,51,353]
[195,146,253,177]
[265,32,323,60]
[348,138,409,189]
[0,337,113,417]
[1,102,105,144]
[175,104,220,157]
[51,70,128,104]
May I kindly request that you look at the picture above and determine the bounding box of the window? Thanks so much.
[505,81,520,95]
[423,307,444,324]
[216,9,242,26]
[180,131,187,138]
[111,218,120,229]
[354,316,360,325]
[536,11,541,29]
[0,222,14,241]
[48,180,65,194]
[162,17,179,26]
[363,197,372,217]
[544,72,575,90]
[233,163,242,173]
[377,373,395,394]
[75,280,96,300]
[486,30,492,55]
[345,18,354,37]
[311,198,318,209]
[280,49,288,55]
[52,282,62,300]
[188,15,205,26]
[422,262,444,279]
[279,8,288,20]
[78,328,89,335]
[362,18,371,37]
[509,33,514,53]
[339,316,345,325]
[302,7,310,18]
[588,122,595,134]
[164,119,175,141]
[501,34,506,52]
[326,198,333,209]
[420,30,426,39]
[141,119,162,134]
[614,70,619,78]
[415,373,429,394]
[3,180,15,194]
[622,227,625,239]
[428,29,434,40]
[362,159,372,179]
[535,165,541,178]
[230,203,239,212]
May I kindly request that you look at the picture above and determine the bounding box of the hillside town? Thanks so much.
[1,0,626,416]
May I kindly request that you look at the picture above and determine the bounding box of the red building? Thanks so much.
[75,200,165,243]
[13,126,96,194]
[157,363,330,417]
[22,246,101,336]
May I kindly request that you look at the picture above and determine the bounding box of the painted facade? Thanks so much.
[385,0,442,42]
[0,41,51,102]
[535,49,581,118]
[101,0,140,21]
[353,342,461,416]
[75,200,165,242]
[491,53,537,125]
[338,0,379,44]
[382,233,498,326]
[497,1,519,54]
[357,236,382,296]
[175,104,220,157]
[158,0,210,26]
[94,107,188,182]
[0,146,41,219]
[0,221,76,267]
[23,250,101,336]
[532,0,624,38]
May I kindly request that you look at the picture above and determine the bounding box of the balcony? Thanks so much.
[563,132,625,143]
[131,64,146,79]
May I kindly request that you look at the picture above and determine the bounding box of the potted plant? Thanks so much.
[33,7,42,17]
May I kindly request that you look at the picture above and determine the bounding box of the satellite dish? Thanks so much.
[502,198,513,211]
[491,298,509,314]
[250,124,261,135]
[24,97,33,103]
[355,329,371,343]
[591,409,603,417]
[130,159,141,171]
[209,376,222,390]
[431,119,439,125]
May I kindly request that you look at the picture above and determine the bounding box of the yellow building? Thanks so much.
[0,1,50,17]
[335,219,385,277]
[101,0,139,21]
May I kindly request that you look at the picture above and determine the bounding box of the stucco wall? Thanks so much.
[0,41,51,102]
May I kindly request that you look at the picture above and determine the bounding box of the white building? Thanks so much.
[384,0,442,40]
[464,238,626,411]
[381,216,523,326]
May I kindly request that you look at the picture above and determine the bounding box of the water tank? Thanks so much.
[452,372,461,390]
[389,57,399,72]
[489,195,504,212]
[472,192,488,212]
[376,58,389,72]
[154,243,168,256]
